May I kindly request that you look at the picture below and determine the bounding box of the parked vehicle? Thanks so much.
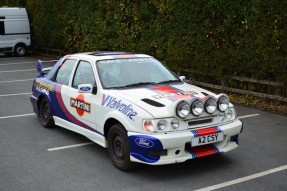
[30,51,243,170]
[0,7,31,56]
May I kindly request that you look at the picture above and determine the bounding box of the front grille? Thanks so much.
[148,149,168,156]
[187,118,213,126]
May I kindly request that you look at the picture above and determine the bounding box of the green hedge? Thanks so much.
[1,0,286,83]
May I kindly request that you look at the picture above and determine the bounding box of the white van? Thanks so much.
[0,7,31,56]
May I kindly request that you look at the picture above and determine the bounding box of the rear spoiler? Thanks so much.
[37,60,58,76]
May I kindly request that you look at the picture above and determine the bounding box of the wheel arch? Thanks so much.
[37,94,44,117]
[104,118,125,140]
[13,42,27,50]
[37,94,54,117]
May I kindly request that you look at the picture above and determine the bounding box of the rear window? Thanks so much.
[55,59,77,85]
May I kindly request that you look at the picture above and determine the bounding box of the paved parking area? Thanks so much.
[0,54,286,191]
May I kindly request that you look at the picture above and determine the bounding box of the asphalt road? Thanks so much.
[0,54,286,191]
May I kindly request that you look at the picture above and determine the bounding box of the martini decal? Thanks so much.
[70,94,91,116]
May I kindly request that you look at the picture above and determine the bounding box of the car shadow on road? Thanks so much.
[131,154,235,179]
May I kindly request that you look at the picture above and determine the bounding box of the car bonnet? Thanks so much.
[114,83,216,118]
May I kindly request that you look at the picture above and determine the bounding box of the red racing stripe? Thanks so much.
[193,127,221,137]
[149,85,192,101]
[56,84,100,134]
[56,85,75,120]
[113,54,134,58]
[150,85,179,93]
[189,144,218,158]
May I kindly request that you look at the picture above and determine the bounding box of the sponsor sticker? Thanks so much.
[35,80,54,95]
[148,85,198,102]
[70,94,91,116]
[98,60,120,64]
[79,86,91,92]
[152,90,198,99]
[101,94,138,120]
[135,138,154,148]
[128,58,153,62]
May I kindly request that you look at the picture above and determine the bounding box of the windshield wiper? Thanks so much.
[155,79,182,85]
[117,82,156,89]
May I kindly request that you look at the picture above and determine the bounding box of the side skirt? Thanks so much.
[53,116,107,148]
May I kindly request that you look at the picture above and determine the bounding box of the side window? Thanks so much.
[0,21,4,35]
[55,59,77,85]
[72,61,96,88]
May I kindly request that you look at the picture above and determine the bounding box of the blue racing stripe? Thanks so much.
[210,144,220,153]
[215,126,222,133]
[191,130,199,137]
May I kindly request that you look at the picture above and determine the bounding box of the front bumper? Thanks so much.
[128,119,242,165]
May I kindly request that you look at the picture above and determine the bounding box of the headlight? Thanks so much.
[218,94,229,112]
[225,109,233,120]
[171,119,179,129]
[157,120,167,130]
[190,99,204,116]
[205,97,217,114]
[143,120,155,132]
[143,119,181,132]
[176,101,190,118]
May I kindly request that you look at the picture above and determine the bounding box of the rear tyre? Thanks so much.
[39,98,55,128]
[107,124,136,171]
[14,44,26,56]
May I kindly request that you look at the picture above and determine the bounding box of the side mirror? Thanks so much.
[179,76,186,82]
[78,84,93,93]
[92,86,97,95]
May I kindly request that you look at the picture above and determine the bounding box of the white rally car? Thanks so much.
[30,51,243,170]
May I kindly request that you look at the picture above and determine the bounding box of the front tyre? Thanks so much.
[107,124,136,171]
[39,98,55,128]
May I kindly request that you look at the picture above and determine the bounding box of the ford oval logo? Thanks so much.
[135,138,154,148]
[80,86,91,91]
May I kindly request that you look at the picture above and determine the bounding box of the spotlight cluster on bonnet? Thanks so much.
[176,94,230,119]
[143,94,230,132]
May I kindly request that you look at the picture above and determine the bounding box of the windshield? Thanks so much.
[96,57,180,89]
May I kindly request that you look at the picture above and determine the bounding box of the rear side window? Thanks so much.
[55,59,77,85]
[0,21,4,35]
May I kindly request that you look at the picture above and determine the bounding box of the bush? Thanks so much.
[1,0,286,83]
